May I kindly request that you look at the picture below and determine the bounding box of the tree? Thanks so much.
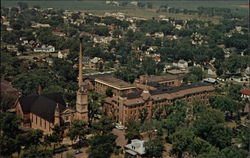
[209,95,242,118]
[193,108,224,139]
[144,137,165,158]
[0,113,21,137]
[125,119,141,142]
[197,148,226,158]
[88,133,117,158]
[139,107,148,124]
[207,124,232,149]
[91,116,114,136]
[189,137,213,156]
[48,125,64,153]
[227,84,242,101]
[0,93,17,112]
[184,66,204,83]
[0,134,18,157]
[67,120,88,145]
[221,146,248,158]
[17,129,43,150]
[170,129,195,158]
[21,145,53,158]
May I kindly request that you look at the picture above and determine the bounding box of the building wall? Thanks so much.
[104,90,213,125]
[94,81,135,96]
[30,113,54,134]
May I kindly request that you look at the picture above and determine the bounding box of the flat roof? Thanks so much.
[95,77,136,90]
[146,74,183,83]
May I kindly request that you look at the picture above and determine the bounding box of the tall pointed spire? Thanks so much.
[78,38,83,88]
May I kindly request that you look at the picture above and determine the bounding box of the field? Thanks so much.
[1,0,248,21]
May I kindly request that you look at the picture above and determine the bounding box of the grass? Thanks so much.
[1,1,247,22]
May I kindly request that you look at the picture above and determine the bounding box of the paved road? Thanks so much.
[112,128,127,147]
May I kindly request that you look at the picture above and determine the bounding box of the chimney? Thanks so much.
[78,38,83,88]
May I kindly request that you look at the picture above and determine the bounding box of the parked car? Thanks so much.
[115,125,125,130]
[73,150,83,155]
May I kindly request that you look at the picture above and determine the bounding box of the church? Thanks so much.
[15,38,88,134]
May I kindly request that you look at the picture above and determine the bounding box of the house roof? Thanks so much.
[241,88,250,95]
[18,93,66,123]
[0,79,19,94]
[125,139,145,155]
[142,74,183,83]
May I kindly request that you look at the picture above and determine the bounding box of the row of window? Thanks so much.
[31,114,50,131]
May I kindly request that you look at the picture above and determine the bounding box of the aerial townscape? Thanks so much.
[0,0,249,158]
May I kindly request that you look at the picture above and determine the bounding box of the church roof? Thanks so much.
[18,93,66,123]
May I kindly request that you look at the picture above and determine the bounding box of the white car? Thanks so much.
[115,125,125,130]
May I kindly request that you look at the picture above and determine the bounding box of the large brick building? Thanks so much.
[104,82,215,125]
[135,74,184,90]
[94,77,136,96]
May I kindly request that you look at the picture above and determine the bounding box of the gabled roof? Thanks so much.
[18,93,66,123]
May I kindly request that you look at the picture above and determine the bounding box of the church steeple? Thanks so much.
[75,38,88,122]
[78,38,83,88]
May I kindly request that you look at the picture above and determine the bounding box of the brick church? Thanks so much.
[15,39,88,134]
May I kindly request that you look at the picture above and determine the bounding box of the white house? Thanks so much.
[34,46,55,53]
[173,60,188,69]
[125,139,146,157]
[58,49,70,59]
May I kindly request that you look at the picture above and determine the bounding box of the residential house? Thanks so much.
[34,46,55,53]
[125,139,146,158]
[58,49,70,59]
[173,60,188,69]
[89,57,104,70]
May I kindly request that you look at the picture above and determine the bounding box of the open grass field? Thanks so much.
[1,0,247,21]
[1,0,248,11]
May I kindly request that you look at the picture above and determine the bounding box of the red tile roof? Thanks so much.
[241,89,250,95]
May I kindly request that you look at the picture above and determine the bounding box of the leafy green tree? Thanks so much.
[207,124,232,149]
[139,107,148,124]
[184,66,204,83]
[221,146,248,158]
[21,145,53,158]
[67,120,88,144]
[17,129,43,150]
[88,133,117,158]
[170,128,195,158]
[193,108,224,139]
[48,125,64,153]
[0,113,21,137]
[144,137,165,158]
[227,84,242,101]
[0,134,18,157]
[91,116,114,136]
[189,137,213,156]
[0,93,17,112]
[125,119,141,142]
[197,148,226,158]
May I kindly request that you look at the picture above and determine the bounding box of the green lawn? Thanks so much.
[1,0,247,21]
[1,0,248,11]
